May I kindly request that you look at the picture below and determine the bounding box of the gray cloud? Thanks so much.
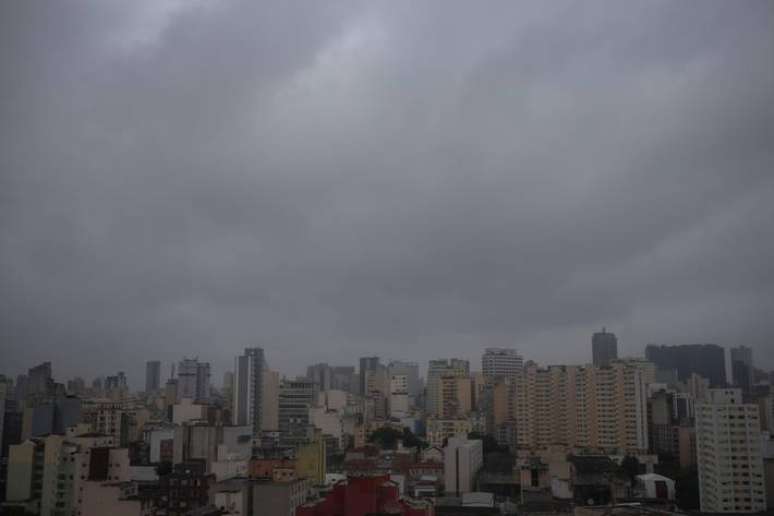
[1,0,773,387]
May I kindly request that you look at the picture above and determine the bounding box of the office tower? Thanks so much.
[444,436,483,496]
[330,366,357,393]
[233,347,266,436]
[731,345,753,395]
[645,344,727,387]
[177,358,210,403]
[388,361,421,399]
[696,388,765,513]
[359,357,380,396]
[145,361,161,393]
[279,379,317,444]
[306,363,332,391]
[26,362,54,399]
[592,328,618,367]
[104,372,128,400]
[482,348,523,380]
[426,359,469,417]
[514,361,649,452]
[13,375,28,403]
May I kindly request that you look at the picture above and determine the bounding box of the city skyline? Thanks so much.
[0,335,759,393]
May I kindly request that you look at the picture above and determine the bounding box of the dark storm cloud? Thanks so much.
[1,0,772,386]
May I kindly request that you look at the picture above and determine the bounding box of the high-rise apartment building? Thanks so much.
[592,328,618,367]
[645,344,726,387]
[233,348,267,436]
[437,375,472,418]
[426,359,470,417]
[145,361,161,393]
[359,357,380,396]
[482,348,523,380]
[177,358,210,403]
[514,360,649,452]
[731,345,753,395]
[696,388,765,513]
[389,374,409,418]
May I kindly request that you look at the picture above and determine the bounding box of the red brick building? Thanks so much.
[296,475,433,516]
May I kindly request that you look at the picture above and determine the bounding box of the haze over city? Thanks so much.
[2,1,773,388]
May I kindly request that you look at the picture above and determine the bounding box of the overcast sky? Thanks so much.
[1,1,773,388]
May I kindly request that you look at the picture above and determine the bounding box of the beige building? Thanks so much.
[426,359,469,417]
[513,360,649,453]
[438,375,472,418]
[696,388,765,513]
[426,418,472,447]
[261,369,280,432]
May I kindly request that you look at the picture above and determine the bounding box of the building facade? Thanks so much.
[591,329,618,367]
[482,348,523,380]
[696,388,765,513]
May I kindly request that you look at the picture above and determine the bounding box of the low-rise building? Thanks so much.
[444,436,483,496]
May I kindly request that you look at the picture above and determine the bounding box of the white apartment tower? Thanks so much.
[482,348,523,380]
[444,436,483,496]
[233,348,267,437]
[389,374,409,418]
[696,388,765,513]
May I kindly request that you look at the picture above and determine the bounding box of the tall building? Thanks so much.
[482,348,523,380]
[645,344,726,387]
[696,388,765,513]
[731,345,753,395]
[306,363,332,391]
[26,362,54,399]
[145,361,161,393]
[444,436,483,496]
[388,361,421,399]
[389,374,409,418]
[438,375,472,418]
[514,360,649,452]
[262,370,280,432]
[233,348,267,436]
[592,328,618,367]
[177,358,210,402]
[426,359,469,417]
[278,379,317,445]
[359,357,380,396]
[330,366,357,393]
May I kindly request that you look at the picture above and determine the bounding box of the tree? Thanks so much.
[368,427,403,449]
[402,427,428,449]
